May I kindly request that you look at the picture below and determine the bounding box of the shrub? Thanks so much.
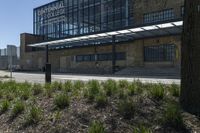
[118,99,136,119]
[87,80,100,101]
[118,80,129,89]
[54,94,70,109]
[88,121,106,133]
[95,92,107,107]
[169,84,180,97]
[63,80,73,93]
[0,100,10,113]
[25,106,42,125]
[11,101,25,118]
[150,84,165,100]
[133,125,152,133]
[103,80,117,96]
[32,83,43,95]
[163,102,184,129]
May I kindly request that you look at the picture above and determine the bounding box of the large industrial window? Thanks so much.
[143,9,175,24]
[76,52,126,62]
[144,44,176,62]
[76,54,95,62]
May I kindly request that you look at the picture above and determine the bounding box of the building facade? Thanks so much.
[20,0,184,74]
[0,45,19,70]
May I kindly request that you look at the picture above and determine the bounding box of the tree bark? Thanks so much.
[181,0,200,115]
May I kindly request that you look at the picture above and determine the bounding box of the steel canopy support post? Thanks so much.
[112,35,116,74]
[45,45,51,83]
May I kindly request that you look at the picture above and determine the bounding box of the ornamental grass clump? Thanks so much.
[0,100,10,113]
[150,84,165,101]
[44,83,53,98]
[88,121,106,133]
[86,80,101,101]
[163,102,184,129]
[133,125,152,133]
[74,80,84,90]
[118,99,136,119]
[20,87,31,101]
[118,89,128,99]
[128,82,136,96]
[169,83,180,97]
[0,90,3,99]
[54,94,70,109]
[103,79,117,96]
[32,83,43,95]
[51,81,63,91]
[25,106,42,125]
[63,80,73,93]
[95,92,107,108]
[11,101,25,119]
[118,80,129,89]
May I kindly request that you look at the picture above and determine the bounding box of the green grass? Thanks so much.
[44,83,53,98]
[0,100,10,113]
[150,84,165,100]
[88,121,106,133]
[163,102,184,129]
[25,106,42,125]
[86,80,101,101]
[74,80,84,90]
[133,125,152,133]
[63,80,73,93]
[169,84,180,97]
[95,92,107,108]
[103,80,117,96]
[54,94,70,109]
[32,83,43,95]
[118,99,136,119]
[51,81,63,91]
[118,80,129,89]
[11,101,25,118]
[128,82,136,96]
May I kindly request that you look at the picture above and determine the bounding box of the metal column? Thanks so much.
[45,45,51,83]
[112,35,116,74]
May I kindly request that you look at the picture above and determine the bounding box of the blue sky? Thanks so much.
[0,0,54,49]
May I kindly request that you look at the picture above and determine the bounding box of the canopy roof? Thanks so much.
[29,20,183,49]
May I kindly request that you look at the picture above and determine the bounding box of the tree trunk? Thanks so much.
[181,0,200,115]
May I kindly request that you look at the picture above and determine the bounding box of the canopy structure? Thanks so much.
[29,20,183,49]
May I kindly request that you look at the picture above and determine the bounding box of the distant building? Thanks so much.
[0,45,20,70]
[7,45,17,57]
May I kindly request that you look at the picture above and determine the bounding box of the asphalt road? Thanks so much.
[0,70,180,84]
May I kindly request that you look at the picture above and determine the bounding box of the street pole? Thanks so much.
[45,45,51,83]
[112,35,116,74]
[9,46,13,78]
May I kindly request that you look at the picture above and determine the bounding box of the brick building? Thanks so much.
[20,0,184,74]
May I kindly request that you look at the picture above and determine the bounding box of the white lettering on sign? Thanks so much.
[38,2,65,18]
